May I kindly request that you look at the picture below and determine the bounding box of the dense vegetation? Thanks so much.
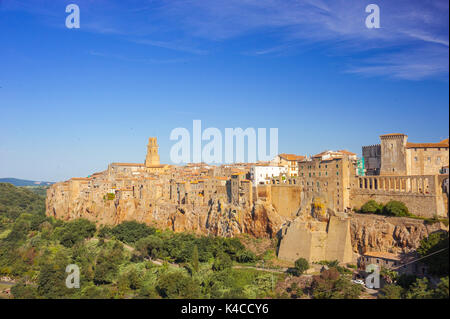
[378,230,449,299]
[0,183,285,299]
[2,182,446,299]
[359,200,411,217]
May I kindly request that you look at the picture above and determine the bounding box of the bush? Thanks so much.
[156,272,201,298]
[382,200,411,217]
[417,231,449,276]
[55,218,96,248]
[292,258,309,276]
[111,221,155,244]
[360,200,383,214]
[378,284,404,299]
[212,253,233,271]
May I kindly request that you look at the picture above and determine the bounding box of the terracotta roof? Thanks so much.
[338,149,357,156]
[312,150,343,158]
[278,153,306,161]
[215,177,228,180]
[363,251,400,261]
[406,138,449,149]
[70,177,91,181]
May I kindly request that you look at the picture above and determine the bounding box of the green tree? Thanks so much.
[156,271,201,298]
[433,277,449,299]
[55,218,96,248]
[293,258,309,276]
[37,250,72,298]
[212,253,233,271]
[417,231,449,276]
[192,245,199,273]
[404,278,434,299]
[11,281,38,299]
[382,200,411,217]
[378,284,404,299]
[360,200,383,214]
[111,221,155,244]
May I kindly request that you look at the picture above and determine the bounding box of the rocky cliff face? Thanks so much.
[47,189,447,254]
[350,213,448,254]
[46,192,287,238]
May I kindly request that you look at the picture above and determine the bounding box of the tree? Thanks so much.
[293,258,309,276]
[378,284,404,299]
[417,231,449,276]
[404,278,434,299]
[156,271,201,298]
[37,250,72,298]
[360,200,382,214]
[212,252,233,271]
[433,277,449,299]
[192,245,199,273]
[382,200,410,217]
[111,221,155,244]
[11,281,38,299]
[56,218,96,248]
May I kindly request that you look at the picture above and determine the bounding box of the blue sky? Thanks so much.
[0,0,448,182]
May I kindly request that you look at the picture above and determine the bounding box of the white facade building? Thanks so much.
[250,165,287,186]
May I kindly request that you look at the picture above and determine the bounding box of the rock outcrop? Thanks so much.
[350,213,448,254]
[46,191,287,238]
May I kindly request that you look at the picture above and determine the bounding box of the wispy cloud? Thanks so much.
[347,45,449,80]
[3,0,448,79]
[88,50,189,64]
[132,39,208,55]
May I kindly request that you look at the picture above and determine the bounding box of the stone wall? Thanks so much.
[277,215,354,263]
[351,174,448,218]
[269,185,302,218]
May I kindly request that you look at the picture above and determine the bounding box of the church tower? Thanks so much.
[145,137,160,167]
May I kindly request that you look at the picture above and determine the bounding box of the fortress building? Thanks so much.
[363,134,449,176]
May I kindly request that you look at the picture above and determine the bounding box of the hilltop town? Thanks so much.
[46,134,449,268]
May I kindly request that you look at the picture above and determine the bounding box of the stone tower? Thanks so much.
[380,133,408,175]
[145,137,160,167]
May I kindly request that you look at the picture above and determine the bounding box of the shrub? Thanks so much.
[56,218,96,248]
[212,253,233,271]
[378,284,404,299]
[156,272,200,298]
[417,231,449,276]
[111,221,155,244]
[360,200,383,214]
[292,258,309,276]
[382,200,411,217]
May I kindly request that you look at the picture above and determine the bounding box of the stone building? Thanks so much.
[362,133,449,176]
[362,144,381,175]
[297,151,358,212]
[272,153,306,177]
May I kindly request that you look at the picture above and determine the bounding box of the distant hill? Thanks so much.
[0,178,54,187]
[0,183,46,220]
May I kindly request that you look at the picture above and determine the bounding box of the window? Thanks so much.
[414,157,418,161]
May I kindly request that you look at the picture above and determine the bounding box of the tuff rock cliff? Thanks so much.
[47,191,447,254]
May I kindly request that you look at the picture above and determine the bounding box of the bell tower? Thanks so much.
[145,137,160,167]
